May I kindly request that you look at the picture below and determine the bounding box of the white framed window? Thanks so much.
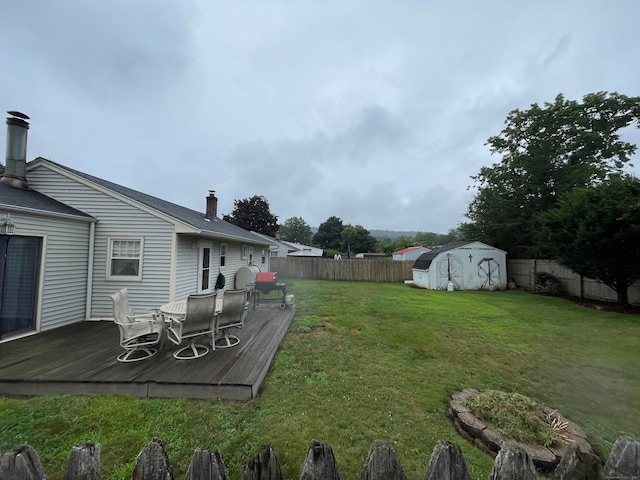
[241,245,249,260]
[220,244,227,267]
[107,237,143,280]
[199,245,211,293]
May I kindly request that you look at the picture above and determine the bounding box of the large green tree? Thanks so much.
[278,216,313,245]
[467,91,640,257]
[540,175,640,306]
[223,195,279,236]
[312,216,344,250]
[341,225,378,255]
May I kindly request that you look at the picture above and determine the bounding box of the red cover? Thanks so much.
[256,272,277,283]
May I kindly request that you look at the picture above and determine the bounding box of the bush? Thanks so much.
[535,271,562,295]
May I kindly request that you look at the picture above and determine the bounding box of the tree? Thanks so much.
[312,216,344,250]
[540,175,640,305]
[278,216,313,244]
[223,195,279,236]
[466,92,640,257]
[341,224,377,255]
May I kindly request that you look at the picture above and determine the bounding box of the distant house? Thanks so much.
[281,241,323,257]
[411,241,507,290]
[392,246,431,261]
[251,231,290,258]
[354,252,387,259]
[0,113,270,342]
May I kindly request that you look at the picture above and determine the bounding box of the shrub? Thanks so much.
[535,271,562,295]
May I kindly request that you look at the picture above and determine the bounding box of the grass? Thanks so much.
[461,390,562,447]
[0,280,639,480]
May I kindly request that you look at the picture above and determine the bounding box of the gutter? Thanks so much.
[85,221,95,320]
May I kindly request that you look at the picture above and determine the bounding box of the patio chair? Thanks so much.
[110,288,164,363]
[166,292,217,359]
[215,289,249,348]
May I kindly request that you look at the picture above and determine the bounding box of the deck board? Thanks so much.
[0,303,295,400]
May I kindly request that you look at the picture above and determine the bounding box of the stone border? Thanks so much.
[448,388,593,471]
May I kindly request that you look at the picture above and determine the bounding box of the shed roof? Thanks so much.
[28,158,268,245]
[393,246,427,255]
[412,242,472,270]
[412,241,506,270]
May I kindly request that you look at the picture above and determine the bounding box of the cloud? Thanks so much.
[2,0,639,234]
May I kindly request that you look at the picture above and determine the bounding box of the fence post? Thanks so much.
[0,444,46,480]
[360,441,406,480]
[132,437,174,480]
[603,436,640,479]
[424,440,472,480]
[243,445,283,480]
[300,440,342,480]
[488,444,538,480]
[63,441,101,480]
[185,448,228,480]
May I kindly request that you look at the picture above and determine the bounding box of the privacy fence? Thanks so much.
[270,257,640,306]
[271,257,414,283]
[2,436,638,480]
[508,259,640,306]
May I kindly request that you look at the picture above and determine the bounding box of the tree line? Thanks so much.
[223,92,640,305]
[223,198,460,259]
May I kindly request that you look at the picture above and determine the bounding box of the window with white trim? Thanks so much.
[220,244,227,267]
[241,245,248,260]
[108,238,143,280]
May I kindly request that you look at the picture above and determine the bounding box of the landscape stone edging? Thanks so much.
[448,388,594,472]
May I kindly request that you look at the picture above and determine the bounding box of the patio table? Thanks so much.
[158,298,223,320]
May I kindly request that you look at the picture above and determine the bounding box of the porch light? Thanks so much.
[0,213,15,235]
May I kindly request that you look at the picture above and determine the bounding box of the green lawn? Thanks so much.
[1,281,638,480]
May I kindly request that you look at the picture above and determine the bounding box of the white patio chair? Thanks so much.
[215,289,249,348]
[110,288,164,363]
[166,292,217,359]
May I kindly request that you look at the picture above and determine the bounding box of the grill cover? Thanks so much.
[256,272,277,283]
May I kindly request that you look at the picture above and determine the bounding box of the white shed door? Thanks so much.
[436,254,462,289]
[478,258,500,289]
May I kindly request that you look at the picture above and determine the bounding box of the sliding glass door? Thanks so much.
[0,235,41,338]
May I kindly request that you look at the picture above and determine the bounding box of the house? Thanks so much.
[281,241,323,257]
[0,112,271,342]
[250,231,290,258]
[392,246,431,261]
[411,241,507,290]
[354,252,387,259]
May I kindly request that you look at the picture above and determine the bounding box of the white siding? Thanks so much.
[7,211,91,331]
[27,166,174,317]
[413,242,507,291]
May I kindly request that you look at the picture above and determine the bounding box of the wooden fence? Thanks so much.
[507,259,640,306]
[270,257,640,306]
[2,436,638,480]
[271,257,414,283]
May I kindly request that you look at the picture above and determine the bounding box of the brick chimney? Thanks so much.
[2,111,30,190]
[206,190,218,219]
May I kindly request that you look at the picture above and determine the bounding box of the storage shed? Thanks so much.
[411,241,507,290]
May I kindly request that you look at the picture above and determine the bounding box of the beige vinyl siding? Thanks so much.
[27,166,174,317]
[175,236,199,300]
[7,211,91,331]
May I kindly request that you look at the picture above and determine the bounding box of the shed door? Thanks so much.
[0,236,41,338]
[436,254,462,290]
[478,258,500,289]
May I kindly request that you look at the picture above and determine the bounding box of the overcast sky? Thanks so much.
[2,1,639,233]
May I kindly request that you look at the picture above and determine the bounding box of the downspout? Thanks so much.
[85,221,96,320]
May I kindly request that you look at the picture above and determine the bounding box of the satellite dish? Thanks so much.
[7,111,30,120]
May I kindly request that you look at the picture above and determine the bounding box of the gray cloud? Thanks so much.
[2,0,639,233]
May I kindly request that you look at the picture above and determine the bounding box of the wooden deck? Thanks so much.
[0,303,295,401]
